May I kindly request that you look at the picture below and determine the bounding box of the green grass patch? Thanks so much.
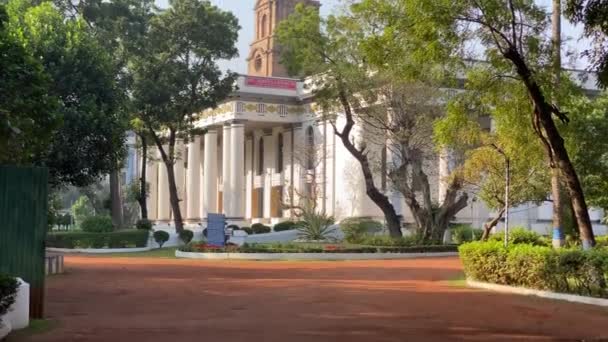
[101,247,178,258]
[445,273,467,287]
[8,319,57,338]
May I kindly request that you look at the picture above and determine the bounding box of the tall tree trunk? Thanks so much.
[551,0,564,244]
[333,88,402,237]
[109,168,124,229]
[164,159,184,233]
[503,47,596,247]
[151,130,184,234]
[481,208,506,241]
[139,134,148,220]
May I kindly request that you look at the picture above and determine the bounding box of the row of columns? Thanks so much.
[146,121,246,224]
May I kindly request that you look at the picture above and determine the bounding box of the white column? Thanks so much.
[263,131,273,219]
[222,123,232,215]
[230,121,245,218]
[157,147,171,222]
[145,146,159,221]
[174,141,187,218]
[203,130,218,219]
[186,136,201,223]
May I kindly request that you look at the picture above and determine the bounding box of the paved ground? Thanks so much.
[15,256,608,342]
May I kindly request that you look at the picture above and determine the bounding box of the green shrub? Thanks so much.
[459,241,608,298]
[488,227,545,246]
[451,224,483,244]
[596,235,608,248]
[227,224,240,230]
[81,215,114,233]
[360,235,412,247]
[136,219,153,230]
[71,195,94,227]
[179,229,194,244]
[0,274,19,317]
[251,223,271,234]
[183,243,458,254]
[242,227,253,234]
[273,221,297,232]
[46,230,149,249]
[341,217,384,243]
[153,230,170,248]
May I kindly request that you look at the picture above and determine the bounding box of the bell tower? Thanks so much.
[247,0,320,78]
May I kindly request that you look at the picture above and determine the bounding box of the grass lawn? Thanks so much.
[100,247,178,258]
[8,320,58,339]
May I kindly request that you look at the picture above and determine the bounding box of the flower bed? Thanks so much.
[459,241,608,298]
[180,242,458,254]
[46,230,149,249]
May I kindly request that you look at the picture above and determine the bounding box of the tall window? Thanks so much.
[306,126,315,170]
[261,14,267,38]
[277,133,284,173]
[257,137,264,175]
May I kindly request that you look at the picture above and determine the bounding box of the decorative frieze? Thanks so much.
[198,100,310,121]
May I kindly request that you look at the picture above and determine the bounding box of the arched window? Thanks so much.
[257,137,264,176]
[254,54,263,72]
[306,126,315,170]
[261,14,267,38]
[277,133,284,173]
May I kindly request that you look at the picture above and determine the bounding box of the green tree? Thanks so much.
[131,0,239,233]
[276,5,403,237]
[0,4,60,164]
[435,70,550,239]
[5,0,127,187]
[71,195,94,227]
[352,0,596,247]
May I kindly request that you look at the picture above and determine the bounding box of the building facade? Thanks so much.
[143,0,606,235]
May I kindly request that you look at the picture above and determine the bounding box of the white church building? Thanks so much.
[141,0,607,235]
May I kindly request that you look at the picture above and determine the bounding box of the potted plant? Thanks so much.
[0,274,18,339]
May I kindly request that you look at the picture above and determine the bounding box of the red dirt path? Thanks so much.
[16,256,608,342]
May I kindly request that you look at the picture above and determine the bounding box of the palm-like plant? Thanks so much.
[296,203,335,241]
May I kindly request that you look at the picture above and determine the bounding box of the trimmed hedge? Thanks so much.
[46,230,149,249]
[488,227,546,246]
[136,219,153,230]
[459,241,608,298]
[181,242,457,254]
[81,215,114,233]
[251,223,271,234]
[273,221,297,232]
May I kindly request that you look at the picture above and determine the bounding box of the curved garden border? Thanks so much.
[46,247,153,254]
[175,250,458,260]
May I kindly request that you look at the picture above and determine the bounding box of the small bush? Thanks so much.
[179,229,194,244]
[227,224,240,230]
[136,219,153,230]
[153,230,170,248]
[81,215,114,233]
[241,227,253,234]
[296,211,335,241]
[360,235,411,247]
[251,223,271,234]
[488,227,545,246]
[596,235,608,248]
[46,230,149,249]
[341,217,384,243]
[459,241,608,298]
[0,274,19,318]
[273,221,297,232]
[451,224,483,244]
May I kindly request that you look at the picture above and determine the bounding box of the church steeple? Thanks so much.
[247,0,320,78]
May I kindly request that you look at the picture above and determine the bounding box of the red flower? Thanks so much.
[324,245,341,251]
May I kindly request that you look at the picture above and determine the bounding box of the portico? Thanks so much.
[144,75,322,226]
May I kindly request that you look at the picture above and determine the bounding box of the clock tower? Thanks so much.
[247,0,320,78]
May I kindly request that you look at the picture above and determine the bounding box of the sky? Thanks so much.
[156,0,590,73]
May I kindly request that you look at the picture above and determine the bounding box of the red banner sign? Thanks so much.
[245,76,297,90]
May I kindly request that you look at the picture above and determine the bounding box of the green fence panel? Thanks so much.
[0,165,48,318]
